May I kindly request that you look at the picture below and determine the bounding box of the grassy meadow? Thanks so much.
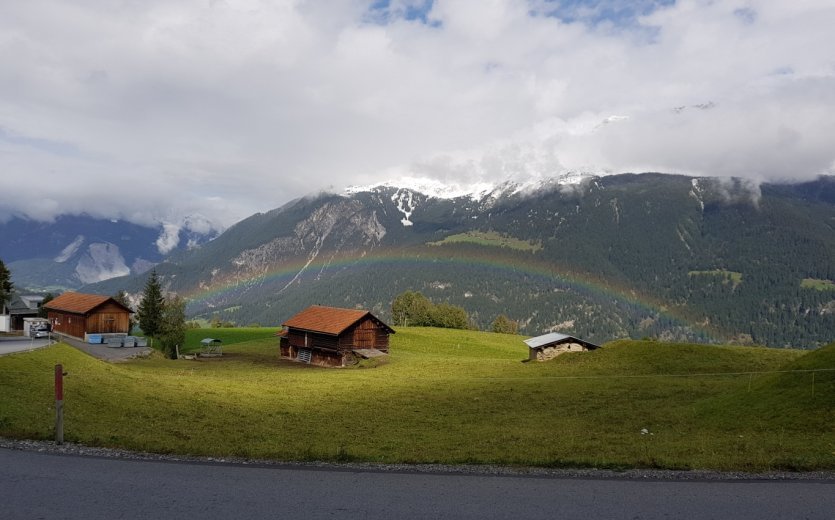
[0,327,833,471]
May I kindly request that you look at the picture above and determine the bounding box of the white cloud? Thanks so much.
[0,0,833,229]
[156,223,183,255]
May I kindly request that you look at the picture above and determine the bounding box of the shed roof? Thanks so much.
[524,332,600,350]
[44,292,133,315]
[282,305,395,336]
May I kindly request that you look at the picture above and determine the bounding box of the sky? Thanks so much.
[1,0,834,234]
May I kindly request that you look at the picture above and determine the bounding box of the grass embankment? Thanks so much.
[0,328,832,471]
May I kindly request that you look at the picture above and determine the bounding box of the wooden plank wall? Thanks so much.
[288,330,339,351]
[48,311,86,339]
[86,303,130,334]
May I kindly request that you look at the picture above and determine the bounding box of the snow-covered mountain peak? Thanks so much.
[345,171,594,201]
[345,177,495,200]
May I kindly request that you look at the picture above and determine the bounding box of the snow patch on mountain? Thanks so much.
[392,189,417,226]
[55,235,85,262]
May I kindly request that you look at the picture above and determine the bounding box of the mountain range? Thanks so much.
[0,215,217,292]
[79,172,835,349]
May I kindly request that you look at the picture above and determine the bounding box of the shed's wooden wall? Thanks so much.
[87,302,131,334]
[47,303,131,339]
[48,311,86,339]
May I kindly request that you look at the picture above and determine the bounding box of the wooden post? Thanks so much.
[54,364,64,445]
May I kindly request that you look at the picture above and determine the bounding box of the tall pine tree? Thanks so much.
[137,269,164,337]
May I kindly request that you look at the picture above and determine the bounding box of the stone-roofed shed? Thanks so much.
[280,305,394,367]
[524,332,600,362]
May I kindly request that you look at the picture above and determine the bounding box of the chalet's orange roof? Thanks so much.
[44,292,130,315]
[282,305,392,336]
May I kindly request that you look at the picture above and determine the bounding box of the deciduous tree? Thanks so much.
[391,290,432,326]
[491,314,518,334]
[38,293,54,318]
[158,295,186,360]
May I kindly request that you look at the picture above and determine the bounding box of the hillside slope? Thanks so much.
[0,333,830,470]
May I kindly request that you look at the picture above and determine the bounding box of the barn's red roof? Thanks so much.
[44,292,132,315]
[282,305,394,335]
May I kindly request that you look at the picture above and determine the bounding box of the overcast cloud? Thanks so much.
[1,0,833,231]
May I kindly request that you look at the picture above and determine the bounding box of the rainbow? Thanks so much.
[183,246,714,339]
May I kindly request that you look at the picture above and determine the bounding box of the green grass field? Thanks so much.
[688,269,743,287]
[801,278,835,291]
[1,328,832,471]
[429,231,543,252]
[181,327,280,353]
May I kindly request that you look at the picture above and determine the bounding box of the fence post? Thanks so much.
[55,364,64,445]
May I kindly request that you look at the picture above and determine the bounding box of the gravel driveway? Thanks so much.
[55,334,153,362]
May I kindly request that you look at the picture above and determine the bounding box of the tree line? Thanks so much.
[391,290,518,334]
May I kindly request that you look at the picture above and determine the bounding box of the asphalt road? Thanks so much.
[0,335,50,356]
[2,449,833,520]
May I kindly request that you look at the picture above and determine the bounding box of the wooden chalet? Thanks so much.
[279,305,394,367]
[524,332,600,362]
[44,292,133,341]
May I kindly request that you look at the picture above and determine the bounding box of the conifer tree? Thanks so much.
[137,269,164,337]
[0,258,12,314]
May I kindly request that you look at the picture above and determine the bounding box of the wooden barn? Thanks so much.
[279,305,394,367]
[524,332,600,362]
[44,292,133,341]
